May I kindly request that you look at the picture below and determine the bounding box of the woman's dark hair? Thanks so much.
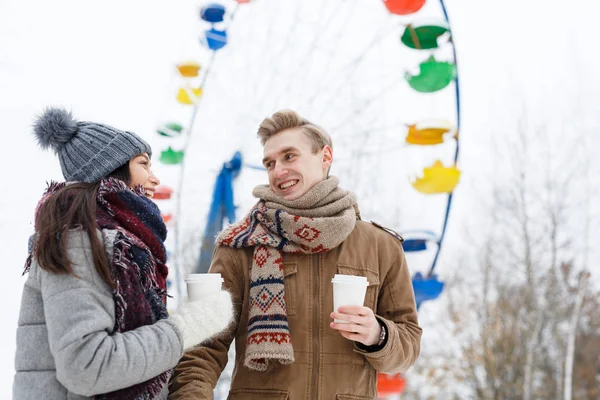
[106,162,131,185]
[33,162,132,288]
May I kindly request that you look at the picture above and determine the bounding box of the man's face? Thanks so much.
[262,128,332,201]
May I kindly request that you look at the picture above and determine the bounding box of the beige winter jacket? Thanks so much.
[169,219,422,400]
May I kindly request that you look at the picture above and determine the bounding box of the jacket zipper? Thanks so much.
[311,253,319,400]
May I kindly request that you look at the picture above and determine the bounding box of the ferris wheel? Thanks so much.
[154,0,460,310]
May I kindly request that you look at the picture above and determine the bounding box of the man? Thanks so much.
[169,110,422,399]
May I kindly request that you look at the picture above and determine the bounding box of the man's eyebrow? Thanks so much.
[280,146,298,154]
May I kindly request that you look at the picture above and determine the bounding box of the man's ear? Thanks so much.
[322,145,333,167]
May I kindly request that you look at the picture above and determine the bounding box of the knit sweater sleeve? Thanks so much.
[39,230,183,397]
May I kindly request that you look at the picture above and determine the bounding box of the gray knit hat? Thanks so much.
[33,107,152,183]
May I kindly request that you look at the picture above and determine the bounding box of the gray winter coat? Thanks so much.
[13,230,184,400]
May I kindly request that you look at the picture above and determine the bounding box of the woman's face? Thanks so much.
[129,153,160,198]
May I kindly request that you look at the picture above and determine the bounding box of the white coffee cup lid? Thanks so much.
[331,274,368,285]
[185,273,224,282]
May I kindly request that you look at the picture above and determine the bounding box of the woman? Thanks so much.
[13,108,232,400]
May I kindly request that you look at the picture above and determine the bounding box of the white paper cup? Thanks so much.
[331,274,369,323]
[185,273,224,301]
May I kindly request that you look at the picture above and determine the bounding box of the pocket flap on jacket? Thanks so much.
[336,264,379,286]
[228,388,289,399]
[283,262,298,277]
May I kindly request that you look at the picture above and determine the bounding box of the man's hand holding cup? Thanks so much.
[330,305,381,346]
[329,274,381,346]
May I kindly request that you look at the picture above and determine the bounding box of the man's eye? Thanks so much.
[285,154,294,160]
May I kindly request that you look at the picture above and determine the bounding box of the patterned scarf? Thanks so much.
[217,177,358,371]
[25,178,170,399]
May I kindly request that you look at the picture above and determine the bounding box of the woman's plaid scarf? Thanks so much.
[217,177,358,371]
[26,178,170,399]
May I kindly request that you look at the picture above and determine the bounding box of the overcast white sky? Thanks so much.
[1,0,599,395]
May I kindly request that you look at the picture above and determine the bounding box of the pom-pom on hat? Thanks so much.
[33,107,152,183]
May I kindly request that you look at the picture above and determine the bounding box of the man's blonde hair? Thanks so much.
[257,109,333,152]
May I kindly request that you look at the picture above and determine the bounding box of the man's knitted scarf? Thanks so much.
[217,177,358,371]
[25,178,170,399]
